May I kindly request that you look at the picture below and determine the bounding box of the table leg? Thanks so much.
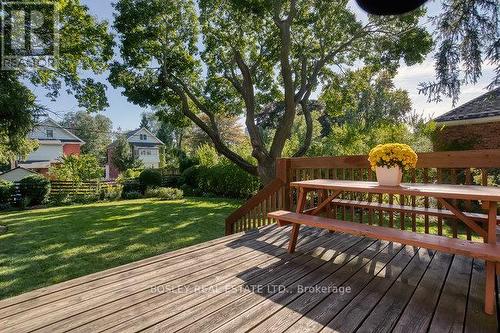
[289,188,307,253]
[321,189,335,233]
[484,201,497,315]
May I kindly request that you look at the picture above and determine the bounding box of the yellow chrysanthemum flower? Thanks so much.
[368,143,418,171]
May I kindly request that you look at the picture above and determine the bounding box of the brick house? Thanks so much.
[106,128,164,180]
[15,117,85,176]
[433,87,500,151]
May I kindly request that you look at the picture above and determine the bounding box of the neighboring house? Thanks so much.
[106,128,164,180]
[433,87,500,151]
[0,167,37,182]
[16,117,85,175]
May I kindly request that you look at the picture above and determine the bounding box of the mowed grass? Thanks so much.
[0,197,241,300]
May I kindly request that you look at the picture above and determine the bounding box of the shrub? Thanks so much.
[122,179,142,193]
[162,175,182,188]
[139,169,163,189]
[180,184,202,197]
[49,154,103,182]
[116,168,142,183]
[18,175,51,206]
[196,144,219,167]
[144,187,183,200]
[121,191,143,200]
[49,192,71,206]
[0,180,14,206]
[99,184,123,201]
[180,165,200,188]
[197,163,260,198]
[72,194,100,204]
[177,151,198,173]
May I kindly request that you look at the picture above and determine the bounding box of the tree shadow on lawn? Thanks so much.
[0,198,240,300]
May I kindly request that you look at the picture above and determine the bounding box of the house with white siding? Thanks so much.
[106,128,164,180]
[15,118,85,176]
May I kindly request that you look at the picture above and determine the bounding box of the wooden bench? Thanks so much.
[329,199,500,224]
[267,210,500,263]
[268,210,500,262]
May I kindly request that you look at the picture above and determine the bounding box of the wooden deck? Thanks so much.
[1,225,499,333]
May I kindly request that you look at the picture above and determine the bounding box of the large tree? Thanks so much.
[420,0,499,105]
[111,0,431,183]
[60,111,113,162]
[0,73,42,164]
[320,68,412,135]
[0,1,113,157]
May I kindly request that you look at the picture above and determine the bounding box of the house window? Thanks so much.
[146,150,151,155]
[140,134,147,140]
[46,129,53,138]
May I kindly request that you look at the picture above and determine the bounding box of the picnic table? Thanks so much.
[268,179,500,315]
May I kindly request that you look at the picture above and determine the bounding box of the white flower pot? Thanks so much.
[376,166,402,186]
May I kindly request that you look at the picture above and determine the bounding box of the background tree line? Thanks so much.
[0,0,498,186]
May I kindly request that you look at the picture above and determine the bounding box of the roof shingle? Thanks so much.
[434,87,500,122]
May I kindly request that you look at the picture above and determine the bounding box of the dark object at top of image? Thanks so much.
[355,0,429,15]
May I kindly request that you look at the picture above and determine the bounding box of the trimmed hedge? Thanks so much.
[0,180,14,207]
[139,169,163,188]
[18,175,51,206]
[179,163,260,199]
[197,164,260,198]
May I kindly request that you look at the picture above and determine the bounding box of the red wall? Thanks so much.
[63,144,81,156]
[433,121,500,151]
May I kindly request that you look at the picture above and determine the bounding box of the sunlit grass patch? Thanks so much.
[0,197,241,300]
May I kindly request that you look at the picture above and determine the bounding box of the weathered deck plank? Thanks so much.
[0,225,497,333]
[464,259,499,332]
[427,255,472,332]
[284,242,405,333]
[392,252,453,333]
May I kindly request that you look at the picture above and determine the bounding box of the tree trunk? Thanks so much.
[257,156,276,185]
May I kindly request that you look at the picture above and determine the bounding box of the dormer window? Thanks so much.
[46,129,54,138]
[140,134,147,140]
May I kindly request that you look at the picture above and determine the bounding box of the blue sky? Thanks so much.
[30,0,496,130]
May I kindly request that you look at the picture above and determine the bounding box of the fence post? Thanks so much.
[276,158,291,210]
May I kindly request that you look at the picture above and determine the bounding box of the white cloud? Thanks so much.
[393,55,496,119]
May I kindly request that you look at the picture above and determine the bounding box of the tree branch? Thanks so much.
[169,81,258,176]
[270,1,297,158]
[161,67,258,176]
[232,50,269,161]
[295,23,374,103]
[293,96,313,157]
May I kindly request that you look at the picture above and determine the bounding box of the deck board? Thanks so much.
[0,225,497,333]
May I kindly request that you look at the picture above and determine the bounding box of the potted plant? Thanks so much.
[368,143,418,186]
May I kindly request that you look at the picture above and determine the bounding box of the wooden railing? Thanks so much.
[225,149,500,239]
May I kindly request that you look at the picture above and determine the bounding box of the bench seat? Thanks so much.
[268,210,500,262]
[329,199,500,224]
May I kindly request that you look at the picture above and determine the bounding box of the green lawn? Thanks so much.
[0,197,241,300]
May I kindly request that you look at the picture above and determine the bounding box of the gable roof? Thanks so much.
[126,127,165,145]
[34,117,86,144]
[434,87,500,124]
[107,127,164,148]
[0,167,37,178]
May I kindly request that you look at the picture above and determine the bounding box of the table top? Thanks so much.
[290,179,500,202]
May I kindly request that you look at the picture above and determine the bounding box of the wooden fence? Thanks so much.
[9,180,119,204]
[225,149,500,240]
